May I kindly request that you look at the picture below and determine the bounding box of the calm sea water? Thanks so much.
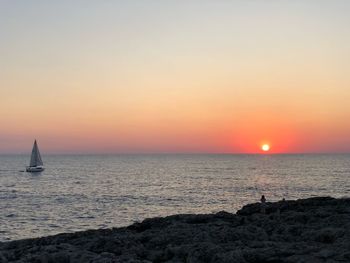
[1,154,349,241]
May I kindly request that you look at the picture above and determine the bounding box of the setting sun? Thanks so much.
[262,144,270,152]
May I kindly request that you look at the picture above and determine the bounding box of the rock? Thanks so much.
[313,228,343,244]
[316,248,335,259]
[1,197,350,262]
[0,252,8,263]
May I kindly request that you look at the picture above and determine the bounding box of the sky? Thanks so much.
[1,0,350,154]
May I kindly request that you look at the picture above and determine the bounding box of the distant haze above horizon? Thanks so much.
[1,1,350,154]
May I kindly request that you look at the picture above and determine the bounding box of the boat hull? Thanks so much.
[26,166,45,173]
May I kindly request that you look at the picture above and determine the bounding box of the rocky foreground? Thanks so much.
[1,197,350,263]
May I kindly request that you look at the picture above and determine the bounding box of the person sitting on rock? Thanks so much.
[260,195,266,214]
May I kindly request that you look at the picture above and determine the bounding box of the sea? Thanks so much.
[1,154,349,241]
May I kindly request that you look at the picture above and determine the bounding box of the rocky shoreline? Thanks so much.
[1,196,350,262]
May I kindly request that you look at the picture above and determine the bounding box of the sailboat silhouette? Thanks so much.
[26,140,45,172]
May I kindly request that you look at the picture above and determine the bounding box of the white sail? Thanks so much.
[29,140,43,167]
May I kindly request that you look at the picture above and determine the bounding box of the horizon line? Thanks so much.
[1,152,350,156]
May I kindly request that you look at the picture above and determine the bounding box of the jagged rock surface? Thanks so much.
[1,197,350,262]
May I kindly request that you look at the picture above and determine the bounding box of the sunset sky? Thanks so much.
[1,1,350,154]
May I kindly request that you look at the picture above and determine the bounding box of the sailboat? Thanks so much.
[26,140,45,172]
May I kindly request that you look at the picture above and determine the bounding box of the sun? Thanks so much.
[261,144,270,152]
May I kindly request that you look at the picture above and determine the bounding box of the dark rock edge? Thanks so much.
[1,196,350,262]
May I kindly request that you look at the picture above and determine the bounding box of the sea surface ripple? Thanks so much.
[0,154,349,241]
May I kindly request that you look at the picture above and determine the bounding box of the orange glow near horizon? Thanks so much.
[1,2,350,154]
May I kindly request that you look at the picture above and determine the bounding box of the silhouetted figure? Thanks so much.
[260,195,266,214]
